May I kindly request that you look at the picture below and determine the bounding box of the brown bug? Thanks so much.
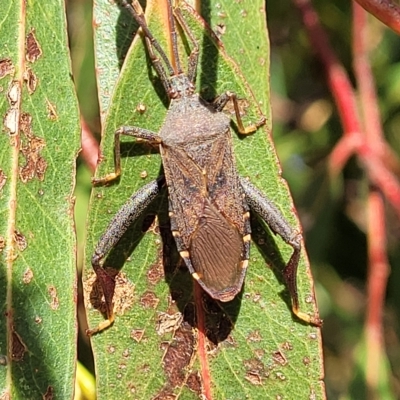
[88,0,320,334]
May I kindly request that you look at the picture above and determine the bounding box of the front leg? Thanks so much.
[212,91,266,135]
[240,177,321,326]
[87,177,164,335]
[93,125,162,186]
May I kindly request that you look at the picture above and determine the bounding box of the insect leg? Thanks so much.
[93,126,162,185]
[240,177,321,326]
[87,177,164,335]
[213,91,266,135]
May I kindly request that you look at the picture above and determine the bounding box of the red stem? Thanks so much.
[352,4,390,395]
[366,189,389,395]
[194,283,212,400]
[354,0,400,35]
[80,117,98,173]
[292,0,361,135]
[293,0,400,220]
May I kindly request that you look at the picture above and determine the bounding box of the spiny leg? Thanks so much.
[87,178,164,335]
[93,126,162,186]
[240,177,322,326]
[213,91,266,135]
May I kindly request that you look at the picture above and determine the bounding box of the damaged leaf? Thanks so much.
[85,0,324,399]
[0,1,79,398]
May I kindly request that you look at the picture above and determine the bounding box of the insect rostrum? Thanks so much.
[87,0,321,335]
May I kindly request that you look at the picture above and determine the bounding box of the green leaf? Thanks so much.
[0,1,80,398]
[86,0,324,399]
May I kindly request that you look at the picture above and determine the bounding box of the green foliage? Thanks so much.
[0,1,80,398]
[85,1,323,399]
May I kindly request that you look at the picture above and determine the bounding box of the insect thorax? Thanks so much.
[160,94,230,146]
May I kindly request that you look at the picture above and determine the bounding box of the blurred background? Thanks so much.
[66,0,400,398]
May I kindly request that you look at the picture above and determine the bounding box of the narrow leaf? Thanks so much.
[0,1,80,398]
[86,1,324,399]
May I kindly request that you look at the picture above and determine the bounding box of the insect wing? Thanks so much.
[161,129,248,300]
[190,199,245,299]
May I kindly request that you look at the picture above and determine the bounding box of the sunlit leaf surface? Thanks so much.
[0,1,80,398]
[86,1,324,398]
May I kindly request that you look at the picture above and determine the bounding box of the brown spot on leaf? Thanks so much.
[84,270,134,317]
[0,58,14,79]
[305,293,314,304]
[153,322,197,398]
[140,170,148,179]
[252,292,261,303]
[20,133,47,183]
[130,328,145,342]
[156,312,183,336]
[0,236,5,252]
[254,348,265,359]
[0,170,7,191]
[118,362,127,371]
[152,391,176,400]
[122,349,130,358]
[23,68,37,94]
[147,260,164,285]
[17,112,47,182]
[272,350,287,366]
[112,273,135,315]
[136,103,146,114]
[303,356,311,366]
[247,330,262,342]
[0,391,10,400]
[42,386,54,400]
[281,341,293,351]
[244,358,269,385]
[3,109,19,136]
[186,372,202,395]
[107,346,116,354]
[162,322,196,387]
[48,286,59,310]
[46,100,58,120]
[140,364,150,374]
[7,81,20,106]
[308,332,317,340]
[140,290,159,309]
[35,316,42,324]
[127,383,136,395]
[22,267,33,284]
[275,371,286,381]
[14,230,27,251]
[11,330,27,361]
[19,112,32,135]
[245,371,262,386]
[26,29,42,63]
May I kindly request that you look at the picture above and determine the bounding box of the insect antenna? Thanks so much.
[166,0,183,75]
[120,0,176,94]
